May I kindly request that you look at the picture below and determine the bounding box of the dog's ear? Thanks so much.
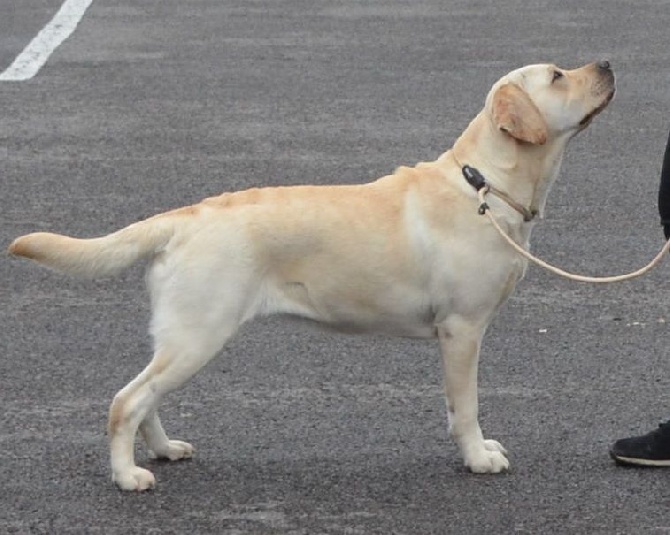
[491,83,548,145]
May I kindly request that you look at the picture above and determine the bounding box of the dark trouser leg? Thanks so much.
[657,128,670,238]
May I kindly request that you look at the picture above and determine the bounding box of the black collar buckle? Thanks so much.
[460,164,537,222]
[461,165,487,192]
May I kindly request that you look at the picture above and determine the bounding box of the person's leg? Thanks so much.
[610,421,670,467]
[657,128,670,238]
[612,132,670,467]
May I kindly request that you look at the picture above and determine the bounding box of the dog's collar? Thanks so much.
[458,163,538,223]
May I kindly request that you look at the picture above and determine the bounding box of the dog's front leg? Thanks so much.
[437,320,509,473]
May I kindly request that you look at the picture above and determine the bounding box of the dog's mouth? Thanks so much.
[579,88,616,127]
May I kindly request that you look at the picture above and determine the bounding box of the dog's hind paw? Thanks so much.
[148,440,195,461]
[113,466,156,491]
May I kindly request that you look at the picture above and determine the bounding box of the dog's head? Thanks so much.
[485,61,616,145]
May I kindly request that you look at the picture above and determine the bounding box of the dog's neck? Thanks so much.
[450,112,570,219]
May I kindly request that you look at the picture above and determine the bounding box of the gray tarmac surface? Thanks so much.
[1,1,669,533]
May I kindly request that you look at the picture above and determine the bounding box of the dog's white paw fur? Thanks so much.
[483,439,508,455]
[113,466,156,491]
[465,440,510,473]
[148,440,195,461]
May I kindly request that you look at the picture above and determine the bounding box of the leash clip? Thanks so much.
[462,165,490,216]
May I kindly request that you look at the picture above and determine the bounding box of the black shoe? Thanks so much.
[610,421,670,467]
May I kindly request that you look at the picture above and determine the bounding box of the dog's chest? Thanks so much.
[427,234,528,324]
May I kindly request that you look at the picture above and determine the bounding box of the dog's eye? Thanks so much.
[552,70,564,83]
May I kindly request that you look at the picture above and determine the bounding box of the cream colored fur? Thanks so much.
[8,62,615,491]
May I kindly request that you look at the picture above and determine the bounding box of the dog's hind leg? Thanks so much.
[140,409,193,461]
[437,318,509,474]
[108,323,238,491]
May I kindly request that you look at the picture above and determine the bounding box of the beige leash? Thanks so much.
[463,164,670,283]
[477,187,670,283]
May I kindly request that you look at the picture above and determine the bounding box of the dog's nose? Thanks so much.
[597,60,611,71]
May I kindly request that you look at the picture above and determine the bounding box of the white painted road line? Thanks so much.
[0,0,94,81]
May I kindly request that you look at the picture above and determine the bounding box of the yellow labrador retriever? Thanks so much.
[8,61,615,491]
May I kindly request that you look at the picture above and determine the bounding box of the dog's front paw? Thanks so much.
[483,439,508,455]
[113,466,156,491]
[465,443,510,474]
[149,440,195,461]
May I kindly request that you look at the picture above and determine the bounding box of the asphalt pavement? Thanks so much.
[1,1,669,533]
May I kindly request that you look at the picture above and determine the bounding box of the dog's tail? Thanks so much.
[7,214,176,278]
